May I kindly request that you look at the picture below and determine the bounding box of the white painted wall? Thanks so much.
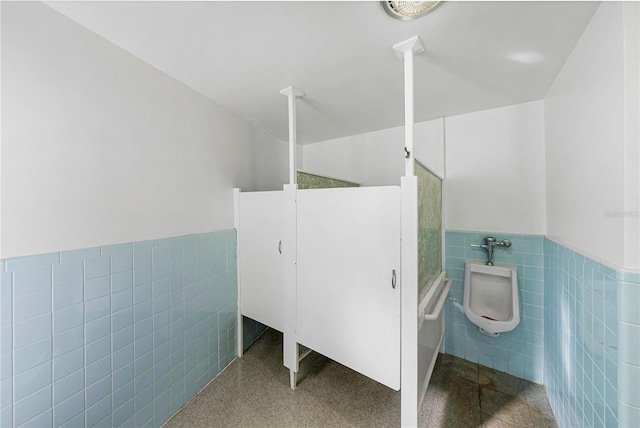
[545,2,628,268]
[444,101,546,235]
[301,126,403,186]
[301,118,444,187]
[623,1,640,270]
[303,101,545,237]
[414,119,445,179]
[249,129,288,192]
[0,2,286,258]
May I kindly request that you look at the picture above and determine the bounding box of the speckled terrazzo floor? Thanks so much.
[162,329,557,428]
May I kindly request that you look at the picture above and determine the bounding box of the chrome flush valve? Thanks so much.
[470,237,511,266]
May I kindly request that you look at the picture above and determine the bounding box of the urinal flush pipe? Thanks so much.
[470,237,512,265]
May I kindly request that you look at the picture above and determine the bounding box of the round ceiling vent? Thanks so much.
[381,1,442,20]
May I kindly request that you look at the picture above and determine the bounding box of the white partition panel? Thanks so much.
[296,186,401,390]
[282,184,299,375]
[237,191,284,331]
[400,176,419,426]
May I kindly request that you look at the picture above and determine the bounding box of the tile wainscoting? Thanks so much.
[0,229,252,428]
[544,238,618,427]
[544,238,640,428]
[617,268,640,427]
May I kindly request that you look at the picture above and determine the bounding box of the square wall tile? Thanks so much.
[13,266,51,296]
[86,336,111,366]
[13,385,51,427]
[53,326,83,358]
[53,281,83,311]
[85,316,110,344]
[84,256,110,280]
[13,289,51,323]
[112,270,133,293]
[14,362,51,402]
[112,307,133,333]
[86,375,111,407]
[86,394,111,427]
[53,368,84,405]
[53,391,84,427]
[14,314,51,349]
[53,304,84,335]
[53,261,83,287]
[53,348,83,382]
[85,276,110,301]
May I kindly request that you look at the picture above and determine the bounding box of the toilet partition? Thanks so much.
[235,190,284,333]
[296,186,402,389]
[235,34,448,427]
[234,164,446,424]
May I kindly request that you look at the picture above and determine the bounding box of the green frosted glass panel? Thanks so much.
[297,171,359,189]
[417,161,443,295]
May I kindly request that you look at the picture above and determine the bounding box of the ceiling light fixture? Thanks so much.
[381,1,442,21]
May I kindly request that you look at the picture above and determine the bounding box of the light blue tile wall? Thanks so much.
[617,270,640,426]
[444,230,545,383]
[544,238,619,428]
[0,230,239,428]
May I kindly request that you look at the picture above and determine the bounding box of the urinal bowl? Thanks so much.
[463,261,519,335]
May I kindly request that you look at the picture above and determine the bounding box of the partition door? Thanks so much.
[296,186,401,390]
[237,191,284,331]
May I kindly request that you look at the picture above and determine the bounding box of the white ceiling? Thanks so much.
[46,1,599,144]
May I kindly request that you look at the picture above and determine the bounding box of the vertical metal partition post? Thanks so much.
[394,35,424,428]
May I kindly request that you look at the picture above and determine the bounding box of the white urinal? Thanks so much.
[463,261,519,337]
